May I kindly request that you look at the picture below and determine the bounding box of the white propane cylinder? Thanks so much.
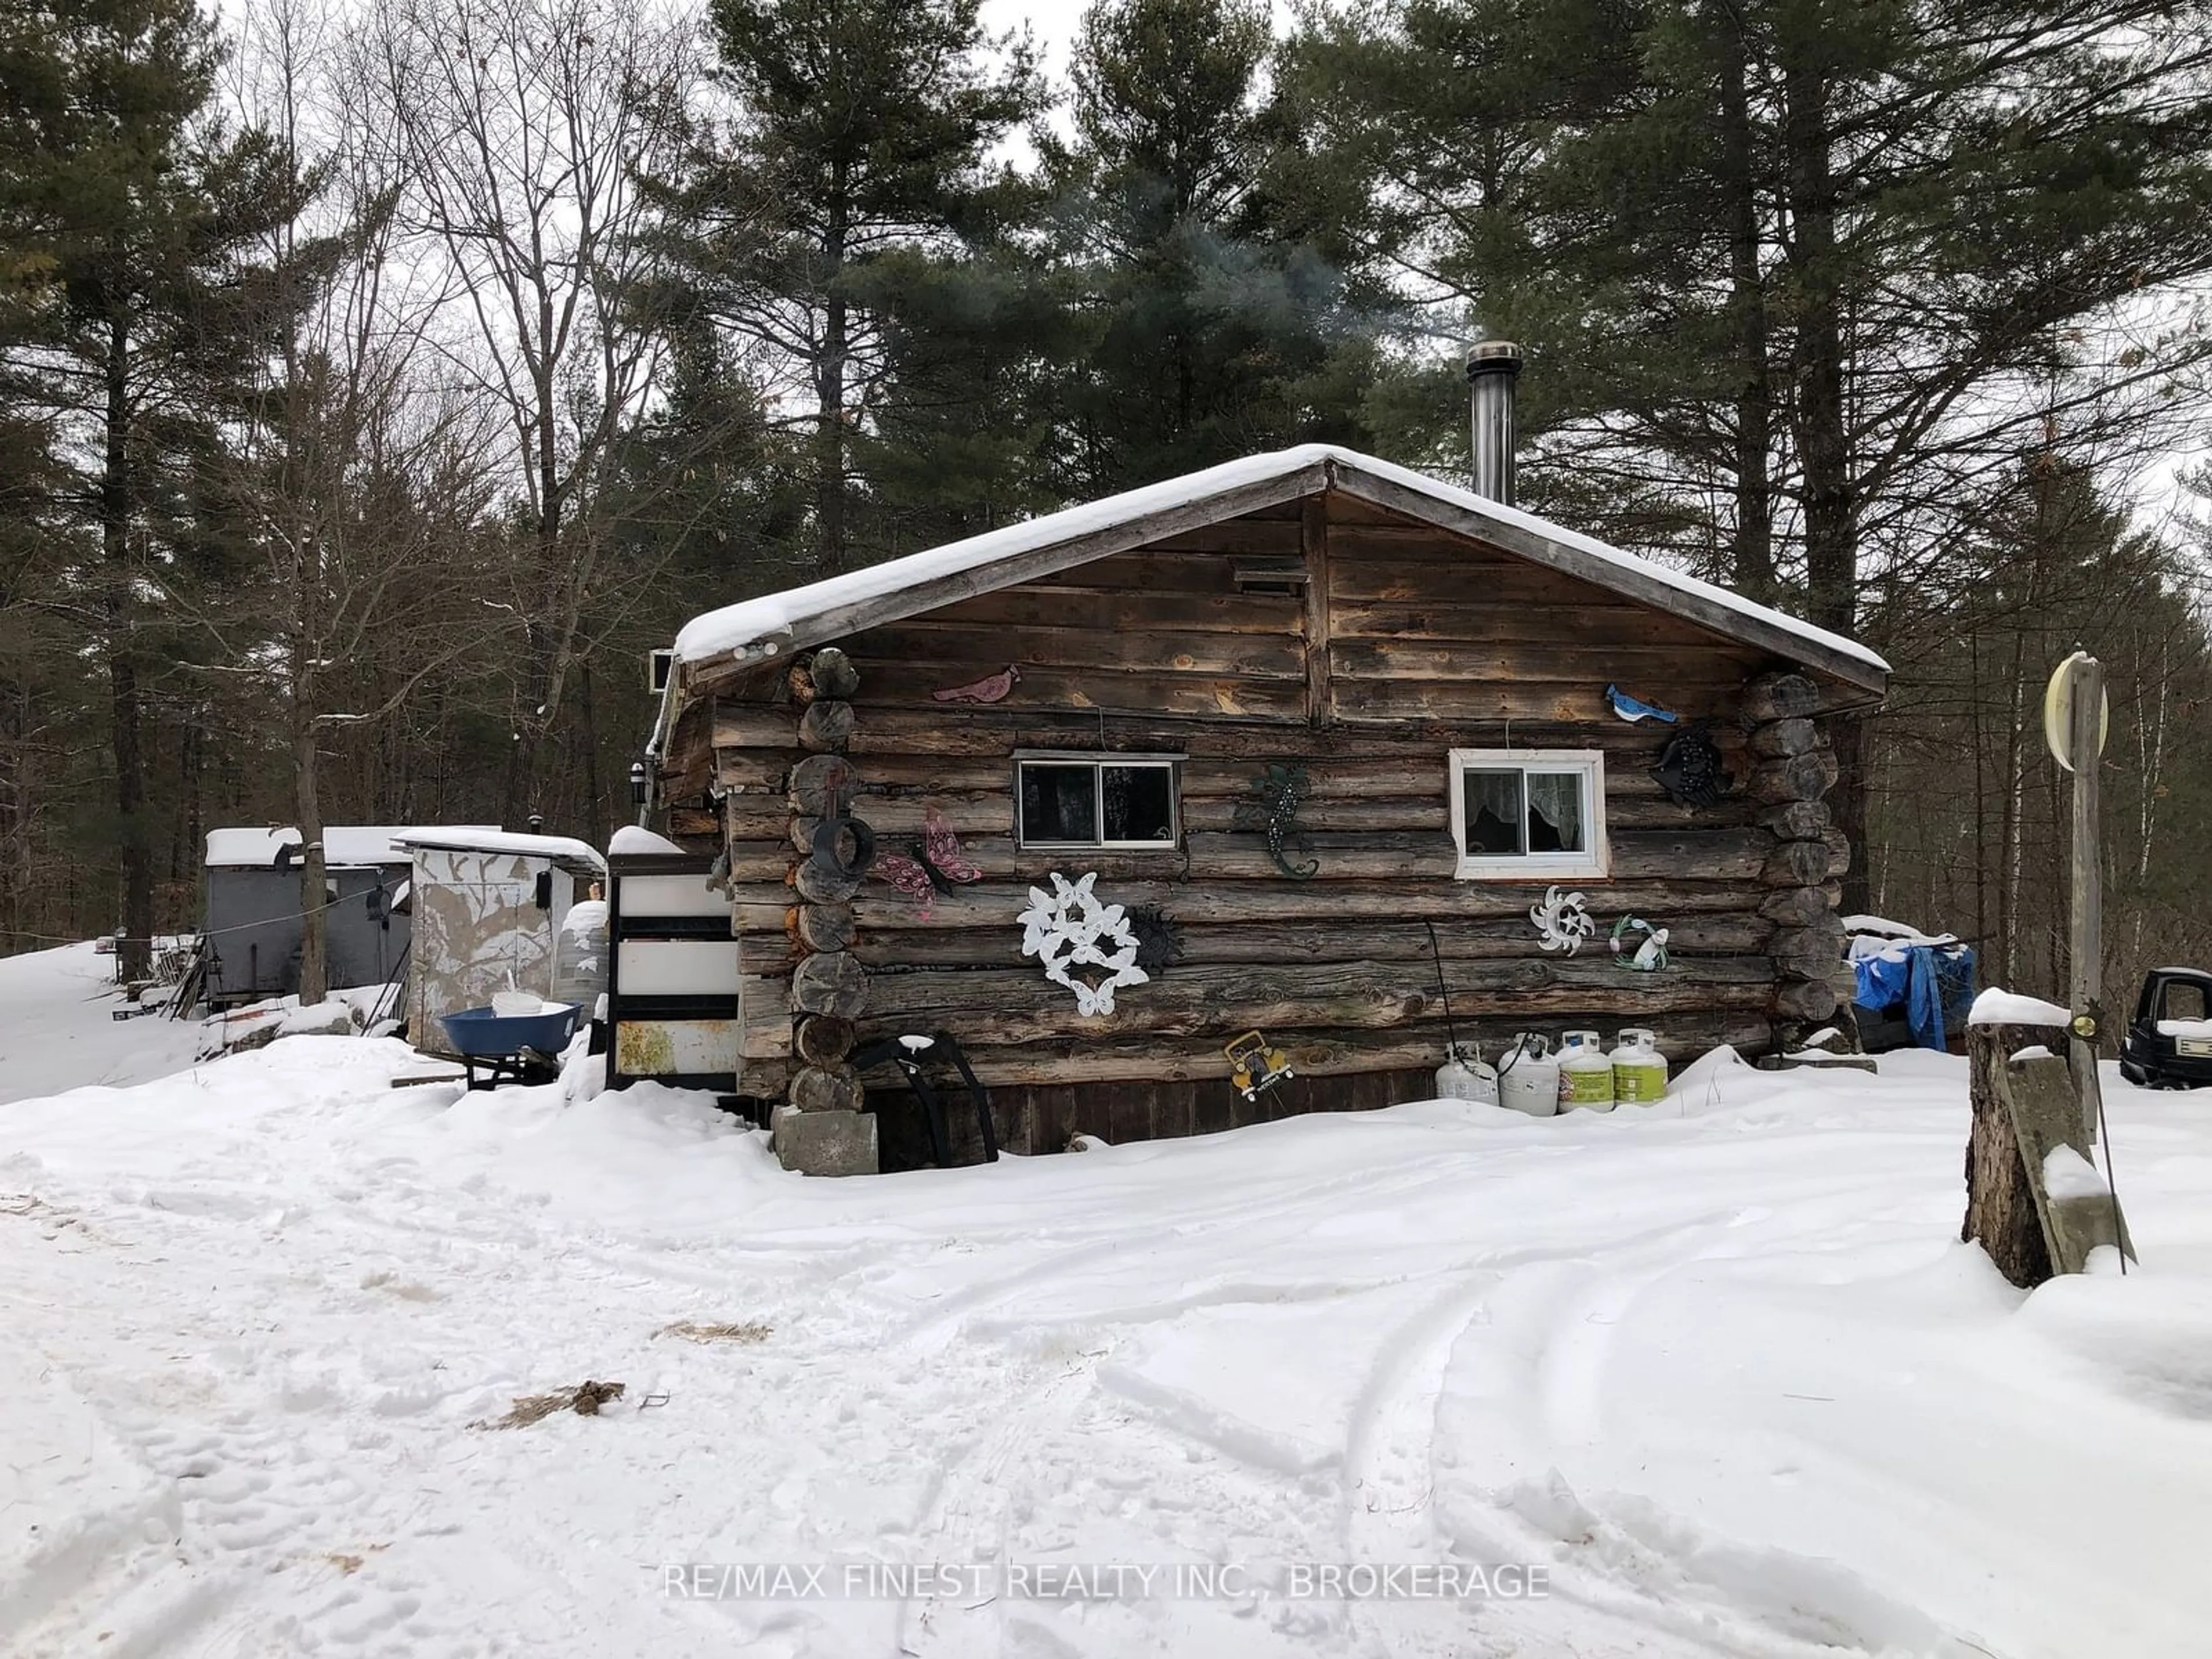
[1558,1029,1616,1111]
[552,898,610,1014]
[1611,1027,1669,1105]
[1496,1033,1559,1117]
[1435,1043,1499,1106]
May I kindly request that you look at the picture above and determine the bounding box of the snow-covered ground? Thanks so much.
[0,942,206,1105]
[5,959,2212,1659]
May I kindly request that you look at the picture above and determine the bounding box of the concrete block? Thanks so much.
[772,1107,878,1177]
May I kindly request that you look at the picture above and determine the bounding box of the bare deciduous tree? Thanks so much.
[210,0,508,1002]
[365,0,691,827]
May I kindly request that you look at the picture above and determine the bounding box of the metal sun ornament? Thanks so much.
[1017,872,1151,1018]
[1529,885,1597,954]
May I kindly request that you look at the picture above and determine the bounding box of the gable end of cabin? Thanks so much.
[656,463,1876,1165]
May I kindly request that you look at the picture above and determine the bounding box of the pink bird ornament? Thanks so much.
[931,664,1021,704]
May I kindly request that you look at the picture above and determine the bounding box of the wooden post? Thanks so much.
[1961,652,2131,1283]
[2065,655,2104,1148]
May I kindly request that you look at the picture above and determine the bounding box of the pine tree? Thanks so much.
[1,0,317,974]
[665,0,1043,573]
[1043,0,1390,496]
[1290,0,2212,910]
[844,187,1075,551]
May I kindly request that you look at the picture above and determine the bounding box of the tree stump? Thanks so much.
[1760,839,1834,888]
[1963,1020,2063,1287]
[1749,749,1839,804]
[1742,671,1821,723]
[789,1062,865,1113]
[794,902,856,955]
[1745,716,1818,759]
[794,1012,858,1066]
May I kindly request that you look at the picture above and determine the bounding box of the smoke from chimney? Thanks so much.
[1466,341,1522,506]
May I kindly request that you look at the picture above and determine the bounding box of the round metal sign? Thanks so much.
[2042,650,2108,772]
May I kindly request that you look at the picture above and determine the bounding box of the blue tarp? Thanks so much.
[1854,944,1976,1050]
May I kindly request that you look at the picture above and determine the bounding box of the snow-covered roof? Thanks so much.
[608,825,690,857]
[671,444,1890,690]
[205,825,498,869]
[391,828,606,873]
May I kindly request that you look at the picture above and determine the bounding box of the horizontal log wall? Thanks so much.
[707,492,1833,1149]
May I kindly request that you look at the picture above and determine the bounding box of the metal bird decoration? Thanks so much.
[1605,684,1679,724]
[931,665,1021,704]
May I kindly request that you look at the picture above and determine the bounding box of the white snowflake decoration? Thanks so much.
[1017,871,1150,1018]
[1529,885,1596,955]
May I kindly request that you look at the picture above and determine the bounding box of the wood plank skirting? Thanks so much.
[872,1066,1445,1171]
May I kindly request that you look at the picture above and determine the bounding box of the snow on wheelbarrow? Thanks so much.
[440,994,582,1090]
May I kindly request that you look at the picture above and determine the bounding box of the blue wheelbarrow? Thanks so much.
[440,1003,581,1090]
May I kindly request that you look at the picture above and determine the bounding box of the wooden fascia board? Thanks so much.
[678,460,1335,702]
[1327,462,1889,700]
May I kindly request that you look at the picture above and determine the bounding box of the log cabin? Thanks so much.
[642,350,1888,1172]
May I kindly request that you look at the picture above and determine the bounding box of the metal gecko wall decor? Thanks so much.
[1233,762,1318,880]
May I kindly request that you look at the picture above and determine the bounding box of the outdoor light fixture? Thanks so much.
[629,761,649,807]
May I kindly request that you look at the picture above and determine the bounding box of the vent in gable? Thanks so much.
[1230,558,1309,596]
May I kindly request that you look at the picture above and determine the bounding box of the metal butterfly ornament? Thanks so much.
[870,807,983,919]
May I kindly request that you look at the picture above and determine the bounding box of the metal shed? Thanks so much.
[393,829,608,1059]
[201,827,466,1008]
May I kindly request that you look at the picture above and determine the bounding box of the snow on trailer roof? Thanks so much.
[670,443,1891,688]
[389,828,607,873]
[203,825,498,869]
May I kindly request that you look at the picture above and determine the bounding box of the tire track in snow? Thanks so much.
[1327,1207,1878,1659]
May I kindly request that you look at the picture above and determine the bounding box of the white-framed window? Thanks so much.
[1015,753,1180,850]
[1448,749,1608,880]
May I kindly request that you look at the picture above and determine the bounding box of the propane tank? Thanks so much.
[1435,1041,1499,1106]
[1497,1032,1559,1117]
[1610,1027,1669,1105]
[553,897,609,1019]
[1558,1029,1617,1111]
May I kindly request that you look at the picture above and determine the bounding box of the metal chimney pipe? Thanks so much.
[1467,340,1522,506]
